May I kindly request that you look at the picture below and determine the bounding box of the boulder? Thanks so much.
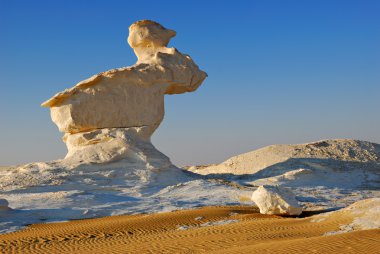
[41,20,207,164]
[251,185,302,216]
[0,199,11,211]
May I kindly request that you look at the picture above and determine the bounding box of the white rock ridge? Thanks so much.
[188,139,380,176]
[41,20,207,164]
[251,185,303,216]
[186,139,380,190]
[184,139,380,213]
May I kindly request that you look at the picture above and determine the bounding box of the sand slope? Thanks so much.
[1,206,379,254]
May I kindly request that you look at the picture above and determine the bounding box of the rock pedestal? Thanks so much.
[42,20,207,165]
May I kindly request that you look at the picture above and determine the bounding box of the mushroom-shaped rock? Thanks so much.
[41,20,207,164]
[251,185,302,216]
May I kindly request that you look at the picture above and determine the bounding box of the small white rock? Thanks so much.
[251,185,302,216]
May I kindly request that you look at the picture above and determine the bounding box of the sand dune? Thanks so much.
[1,206,379,253]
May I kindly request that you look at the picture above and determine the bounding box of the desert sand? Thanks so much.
[1,205,379,253]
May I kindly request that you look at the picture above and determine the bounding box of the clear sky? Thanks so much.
[0,0,379,166]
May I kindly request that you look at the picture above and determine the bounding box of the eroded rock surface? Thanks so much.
[41,20,207,164]
[63,127,172,165]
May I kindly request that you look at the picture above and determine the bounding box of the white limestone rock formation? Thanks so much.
[251,185,303,216]
[41,20,207,164]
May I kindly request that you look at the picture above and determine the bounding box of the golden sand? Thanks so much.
[1,206,379,253]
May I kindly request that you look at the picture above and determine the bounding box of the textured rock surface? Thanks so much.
[41,20,207,163]
[251,185,302,215]
[63,127,172,165]
[187,139,380,176]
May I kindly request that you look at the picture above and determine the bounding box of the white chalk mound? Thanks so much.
[187,139,380,189]
[312,198,380,234]
[190,139,380,176]
[251,185,303,216]
[186,140,380,212]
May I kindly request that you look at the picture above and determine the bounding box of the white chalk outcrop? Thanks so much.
[251,185,303,216]
[187,139,380,189]
[41,20,207,164]
[185,139,380,213]
[189,139,380,176]
[311,198,380,234]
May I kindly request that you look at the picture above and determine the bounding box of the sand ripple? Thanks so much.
[1,206,379,253]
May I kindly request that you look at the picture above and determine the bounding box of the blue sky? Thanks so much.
[0,0,379,166]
